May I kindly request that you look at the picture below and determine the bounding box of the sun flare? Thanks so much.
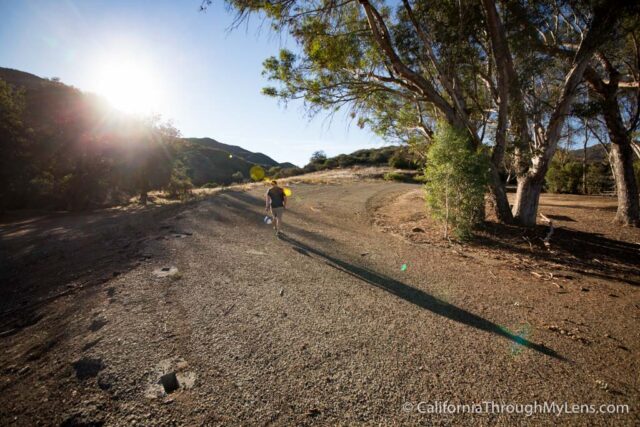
[92,56,163,114]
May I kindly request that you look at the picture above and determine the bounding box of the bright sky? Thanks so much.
[0,0,384,166]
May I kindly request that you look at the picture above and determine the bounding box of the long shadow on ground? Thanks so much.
[279,233,566,361]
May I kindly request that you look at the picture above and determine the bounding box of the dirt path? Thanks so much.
[1,181,638,426]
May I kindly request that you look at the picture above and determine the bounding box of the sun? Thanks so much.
[92,56,163,114]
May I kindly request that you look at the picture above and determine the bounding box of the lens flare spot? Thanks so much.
[400,263,408,271]
[509,323,532,356]
[283,187,292,197]
[229,154,233,159]
[250,165,265,181]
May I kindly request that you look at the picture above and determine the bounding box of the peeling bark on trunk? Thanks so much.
[512,175,545,227]
[585,64,640,226]
[488,163,513,223]
[610,139,640,226]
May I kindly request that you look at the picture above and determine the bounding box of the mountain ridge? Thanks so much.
[0,67,298,189]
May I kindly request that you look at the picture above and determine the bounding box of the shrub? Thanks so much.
[383,171,416,182]
[231,171,245,183]
[202,182,218,188]
[337,154,356,168]
[167,170,194,199]
[424,123,489,240]
[267,166,281,177]
[586,162,614,194]
[388,149,418,169]
[310,150,327,163]
[412,174,428,184]
[323,158,338,169]
[279,167,304,178]
[546,159,583,194]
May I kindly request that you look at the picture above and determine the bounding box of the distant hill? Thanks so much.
[0,67,297,193]
[177,141,256,186]
[185,137,281,168]
[568,143,610,163]
[0,67,54,89]
[278,162,298,169]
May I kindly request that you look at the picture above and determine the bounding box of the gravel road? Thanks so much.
[1,181,638,426]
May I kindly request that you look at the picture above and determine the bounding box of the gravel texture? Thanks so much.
[0,180,638,426]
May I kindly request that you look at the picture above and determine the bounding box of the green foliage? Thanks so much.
[268,166,281,177]
[545,158,584,194]
[202,182,219,189]
[545,150,616,195]
[412,174,428,184]
[383,171,414,182]
[231,171,245,183]
[277,167,305,178]
[303,146,420,172]
[388,148,419,169]
[310,150,327,163]
[424,123,489,240]
[167,164,194,199]
[0,78,30,210]
[0,71,182,210]
[586,163,614,194]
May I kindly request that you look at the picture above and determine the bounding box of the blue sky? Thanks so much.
[0,0,385,166]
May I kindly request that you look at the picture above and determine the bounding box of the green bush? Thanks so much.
[388,149,418,169]
[202,182,219,188]
[267,166,281,177]
[424,123,489,240]
[383,171,409,182]
[546,159,583,194]
[412,174,428,184]
[167,170,194,199]
[586,162,614,194]
[278,167,305,178]
[231,171,245,183]
[323,158,338,169]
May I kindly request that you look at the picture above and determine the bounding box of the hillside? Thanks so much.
[185,137,281,168]
[177,141,256,186]
[0,67,296,206]
[568,143,610,163]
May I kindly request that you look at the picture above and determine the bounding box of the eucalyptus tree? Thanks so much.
[205,0,636,226]
[580,27,640,226]
[207,0,514,222]
[478,0,639,225]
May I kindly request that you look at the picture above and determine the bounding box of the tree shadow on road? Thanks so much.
[279,233,566,361]
[476,222,640,287]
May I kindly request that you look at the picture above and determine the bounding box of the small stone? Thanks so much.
[580,287,589,292]
[412,227,425,233]
[279,288,284,297]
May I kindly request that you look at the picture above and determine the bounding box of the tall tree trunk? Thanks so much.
[582,127,588,194]
[609,137,640,226]
[510,2,622,226]
[512,175,545,227]
[488,161,513,223]
[585,64,640,226]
